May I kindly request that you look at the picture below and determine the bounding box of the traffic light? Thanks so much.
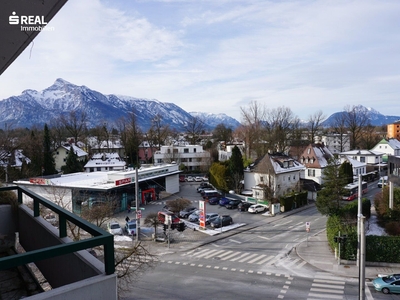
[177,222,186,232]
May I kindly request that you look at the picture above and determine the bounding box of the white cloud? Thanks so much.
[1,0,399,121]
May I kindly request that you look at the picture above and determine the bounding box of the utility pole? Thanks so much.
[135,167,140,243]
[357,174,362,267]
[359,215,366,300]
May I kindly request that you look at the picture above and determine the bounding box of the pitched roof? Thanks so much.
[84,153,126,168]
[250,153,305,175]
[300,143,333,169]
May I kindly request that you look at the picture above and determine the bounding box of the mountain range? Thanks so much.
[0,78,241,131]
[0,78,397,131]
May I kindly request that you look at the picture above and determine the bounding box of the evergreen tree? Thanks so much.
[229,146,244,192]
[316,158,347,216]
[43,124,57,175]
[62,145,83,174]
[339,160,354,184]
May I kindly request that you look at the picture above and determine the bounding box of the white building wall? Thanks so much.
[165,174,179,194]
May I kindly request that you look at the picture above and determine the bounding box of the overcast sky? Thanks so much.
[1,0,399,122]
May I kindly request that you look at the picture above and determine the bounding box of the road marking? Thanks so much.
[308,292,343,299]
[314,279,345,285]
[229,239,242,244]
[215,250,233,259]
[195,249,218,258]
[221,251,241,261]
[257,255,275,264]
[310,288,344,294]
[238,253,258,263]
[295,260,307,268]
[204,249,226,259]
[247,254,267,264]
[230,252,250,262]
[312,283,344,289]
[257,236,270,240]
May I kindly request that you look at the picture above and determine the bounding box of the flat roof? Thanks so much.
[14,164,180,190]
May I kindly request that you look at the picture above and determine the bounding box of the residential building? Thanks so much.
[53,143,88,171]
[87,137,125,160]
[339,149,384,177]
[243,153,305,200]
[321,133,351,154]
[299,142,334,185]
[218,142,245,162]
[340,156,367,179]
[153,145,211,171]
[387,121,400,140]
[84,152,126,172]
[371,138,400,162]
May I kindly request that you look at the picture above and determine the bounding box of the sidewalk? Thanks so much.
[295,227,400,281]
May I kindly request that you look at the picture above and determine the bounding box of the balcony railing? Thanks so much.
[0,185,115,275]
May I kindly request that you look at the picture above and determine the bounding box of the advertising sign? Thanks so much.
[199,200,206,229]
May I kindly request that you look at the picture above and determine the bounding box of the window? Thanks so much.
[194,148,197,153]
[260,176,264,182]
[97,167,101,171]
[288,176,291,181]
[360,157,365,163]
[184,148,189,153]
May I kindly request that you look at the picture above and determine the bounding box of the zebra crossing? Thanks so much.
[181,247,307,269]
[307,272,347,300]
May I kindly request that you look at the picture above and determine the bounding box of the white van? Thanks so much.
[377,176,388,188]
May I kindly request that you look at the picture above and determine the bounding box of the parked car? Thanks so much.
[205,213,219,225]
[158,211,180,225]
[210,215,233,228]
[208,197,220,205]
[202,190,222,200]
[218,197,231,206]
[179,206,197,218]
[248,204,267,214]
[125,221,137,236]
[188,210,201,222]
[373,274,400,294]
[238,202,253,212]
[107,221,123,235]
[225,199,242,209]
[185,176,194,182]
[179,176,186,182]
[194,176,203,182]
[197,187,215,194]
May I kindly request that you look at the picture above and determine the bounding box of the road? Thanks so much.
[118,180,400,300]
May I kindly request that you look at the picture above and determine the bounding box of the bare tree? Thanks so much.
[117,111,143,166]
[147,114,171,150]
[213,123,233,144]
[307,110,326,143]
[184,116,206,145]
[330,112,350,152]
[343,105,370,149]
[240,101,267,159]
[264,106,299,154]
[59,110,88,143]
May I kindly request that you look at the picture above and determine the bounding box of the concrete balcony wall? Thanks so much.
[0,205,16,252]
[27,274,117,300]
[18,205,105,288]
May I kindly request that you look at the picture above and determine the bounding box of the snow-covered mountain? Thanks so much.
[0,78,240,131]
[322,105,400,127]
[189,112,241,130]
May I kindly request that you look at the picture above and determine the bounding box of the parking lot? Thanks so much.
[108,181,272,249]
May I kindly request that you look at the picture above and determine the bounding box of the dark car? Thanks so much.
[208,197,220,205]
[238,202,253,212]
[179,206,197,218]
[218,197,231,206]
[225,199,242,209]
[210,215,233,228]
